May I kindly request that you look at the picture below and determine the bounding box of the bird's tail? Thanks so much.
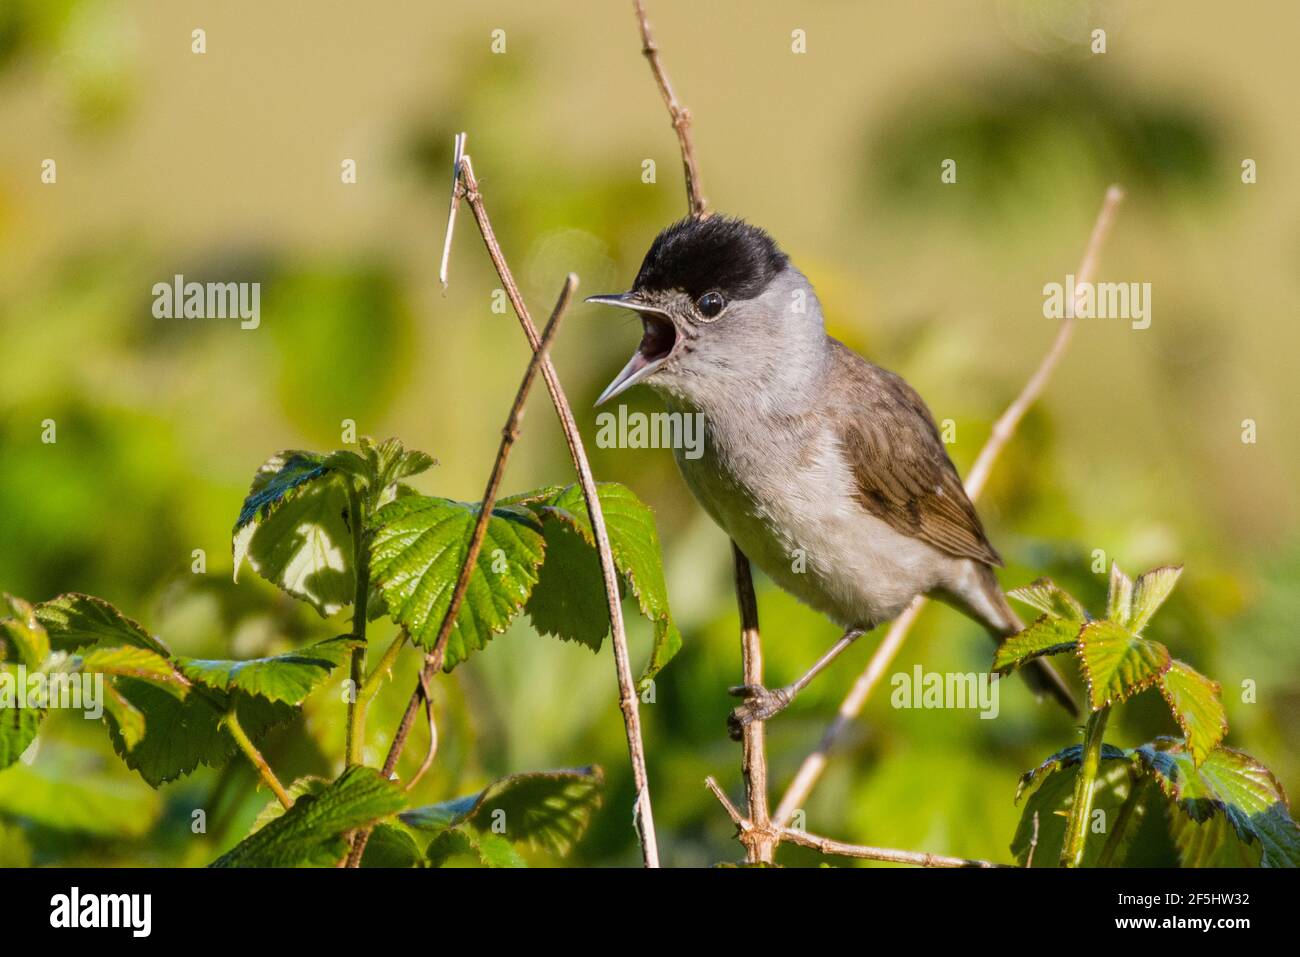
[970,567,1079,717]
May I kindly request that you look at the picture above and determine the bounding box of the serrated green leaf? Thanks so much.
[525,520,612,652]
[105,680,294,787]
[402,766,603,858]
[1158,661,1226,767]
[993,615,1081,674]
[1106,562,1134,626]
[35,593,170,658]
[1077,619,1171,709]
[211,766,406,868]
[360,823,424,868]
[1006,579,1088,622]
[80,644,189,698]
[531,484,682,688]
[178,635,356,706]
[0,665,42,770]
[1132,739,1300,867]
[250,777,329,833]
[369,495,546,670]
[1,596,49,668]
[1129,565,1183,634]
[426,825,526,868]
[1012,747,1139,867]
[1169,810,1263,867]
[233,453,355,617]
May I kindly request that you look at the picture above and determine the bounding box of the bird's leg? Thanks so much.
[727,628,865,740]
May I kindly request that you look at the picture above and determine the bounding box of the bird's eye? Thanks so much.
[696,291,726,319]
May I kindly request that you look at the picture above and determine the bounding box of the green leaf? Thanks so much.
[992,615,1081,674]
[1105,561,1134,626]
[1,596,49,668]
[1076,619,1171,709]
[250,777,329,833]
[530,484,682,689]
[1157,661,1227,767]
[1133,739,1300,867]
[0,666,42,770]
[106,681,294,787]
[1129,565,1183,634]
[233,452,355,617]
[178,635,357,706]
[1012,744,1139,867]
[402,766,603,858]
[369,495,546,670]
[360,823,424,868]
[211,766,406,868]
[1006,579,1088,622]
[80,644,189,698]
[525,520,611,652]
[426,826,526,868]
[34,593,170,658]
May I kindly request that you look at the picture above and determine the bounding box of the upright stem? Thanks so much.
[224,708,292,810]
[344,482,370,768]
[1061,707,1110,868]
[733,544,775,864]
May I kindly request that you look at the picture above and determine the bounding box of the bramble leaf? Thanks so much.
[529,484,682,689]
[993,615,1081,674]
[360,824,424,868]
[1132,739,1300,867]
[178,635,356,706]
[426,826,525,868]
[369,495,546,670]
[1157,661,1226,767]
[35,593,170,658]
[233,452,355,617]
[211,767,406,868]
[402,766,603,858]
[0,667,42,770]
[1007,579,1088,622]
[1106,562,1134,626]
[1076,619,1171,709]
[1129,565,1183,634]
[2,596,49,668]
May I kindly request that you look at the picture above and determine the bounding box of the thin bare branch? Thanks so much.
[779,827,1008,868]
[704,775,745,826]
[438,132,467,288]
[447,154,661,867]
[633,0,707,216]
[773,185,1125,830]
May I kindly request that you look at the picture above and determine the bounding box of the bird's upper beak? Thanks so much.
[586,293,679,405]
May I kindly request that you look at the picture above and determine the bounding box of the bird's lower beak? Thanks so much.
[586,294,679,406]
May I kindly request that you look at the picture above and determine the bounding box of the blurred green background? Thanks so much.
[1,0,1297,866]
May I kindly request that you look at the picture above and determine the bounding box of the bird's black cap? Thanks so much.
[632,215,788,302]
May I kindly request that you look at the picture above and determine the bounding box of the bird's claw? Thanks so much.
[726,684,791,741]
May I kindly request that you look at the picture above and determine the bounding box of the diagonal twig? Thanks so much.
[772,185,1126,830]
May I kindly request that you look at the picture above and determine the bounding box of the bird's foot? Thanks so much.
[727,684,793,741]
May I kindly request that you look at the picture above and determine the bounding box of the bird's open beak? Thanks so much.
[586,293,679,406]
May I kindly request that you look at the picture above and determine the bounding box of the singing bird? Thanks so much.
[588,216,1077,738]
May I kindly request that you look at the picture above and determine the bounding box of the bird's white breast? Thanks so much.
[672,408,948,629]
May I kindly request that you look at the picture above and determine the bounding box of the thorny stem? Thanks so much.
[1062,706,1111,867]
[224,708,292,810]
[346,273,580,867]
[772,186,1126,832]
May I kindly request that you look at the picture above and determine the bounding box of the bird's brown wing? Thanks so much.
[831,343,1002,567]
